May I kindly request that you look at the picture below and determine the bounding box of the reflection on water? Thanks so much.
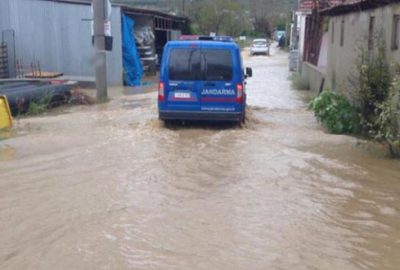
[0,47,399,270]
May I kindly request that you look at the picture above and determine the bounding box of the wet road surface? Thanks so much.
[0,48,399,270]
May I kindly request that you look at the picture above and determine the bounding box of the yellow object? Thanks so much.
[0,95,12,129]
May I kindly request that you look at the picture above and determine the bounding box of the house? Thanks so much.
[296,0,344,70]
[0,0,188,85]
[295,0,347,92]
[321,0,400,92]
[297,0,400,94]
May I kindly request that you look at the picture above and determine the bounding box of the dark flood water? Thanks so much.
[0,47,399,270]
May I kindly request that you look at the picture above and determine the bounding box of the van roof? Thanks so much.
[166,40,240,50]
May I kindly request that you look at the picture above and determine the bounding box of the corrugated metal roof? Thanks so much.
[40,0,91,4]
[321,0,400,16]
[35,0,187,21]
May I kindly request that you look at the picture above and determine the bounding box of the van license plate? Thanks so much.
[174,92,191,99]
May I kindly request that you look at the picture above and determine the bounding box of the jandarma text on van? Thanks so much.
[201,89,235,95]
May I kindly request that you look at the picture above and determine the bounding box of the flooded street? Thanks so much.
[1,47,399,270]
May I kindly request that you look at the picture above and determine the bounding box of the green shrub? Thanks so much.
[27,92,53,115]
[236,39,252,49]
[364,75,400,156]
[309,37,400,157]
[352,40,400,157]
[309,91,360,134]
[354,45,391,133]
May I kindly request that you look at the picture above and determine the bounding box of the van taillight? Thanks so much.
[158,82,165,101]
[236,83,244,103]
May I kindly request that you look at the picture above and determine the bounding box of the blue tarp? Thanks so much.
[122,14,143,86]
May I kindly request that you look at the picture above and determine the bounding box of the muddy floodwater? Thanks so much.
[0,47,399,270]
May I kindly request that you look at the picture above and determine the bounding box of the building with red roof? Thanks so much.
[297,0,400,101]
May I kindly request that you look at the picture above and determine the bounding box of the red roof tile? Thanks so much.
[321,0,400,16]
[299,0,349,11]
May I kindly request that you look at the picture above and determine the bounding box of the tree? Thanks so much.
[253,16,273,37]
[188,0,250,36]
[181,0,298,36]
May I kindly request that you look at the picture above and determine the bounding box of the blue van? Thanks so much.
[158,37,252,123]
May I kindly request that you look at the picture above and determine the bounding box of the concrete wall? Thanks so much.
[326,4,400,93]
[298,33,328,95]
[301,61,325,95]
[0,0,123,85]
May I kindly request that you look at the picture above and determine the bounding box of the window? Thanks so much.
[340,20,345,47]
[168,48,233,81]
[392,15,400,50]
[253,40,267,46]
[169,49,201,81]
[331,21,335,44]
[203,49,233,81]
[368,16,375,51]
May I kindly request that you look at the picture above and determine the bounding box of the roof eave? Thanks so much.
[320,0,400,16]
[117,4,187,22]
[35,0,188,22]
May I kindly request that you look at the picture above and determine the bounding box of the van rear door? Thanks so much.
[199,49,237,111]
[167,48,202,110]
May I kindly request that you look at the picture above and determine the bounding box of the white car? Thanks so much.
[250,39,270,56]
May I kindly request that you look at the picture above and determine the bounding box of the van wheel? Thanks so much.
[241,111,246,124]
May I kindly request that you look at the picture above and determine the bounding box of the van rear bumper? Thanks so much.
[159,110,243,122]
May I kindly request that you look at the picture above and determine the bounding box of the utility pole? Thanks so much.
[93,0,108,102]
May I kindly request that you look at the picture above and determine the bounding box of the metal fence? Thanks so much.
[0,42,8,79]
[2,29,15,78]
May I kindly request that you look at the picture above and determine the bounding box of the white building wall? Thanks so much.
[326,4,400,93]
[297,12,308,71]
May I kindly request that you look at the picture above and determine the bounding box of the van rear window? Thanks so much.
[168,48,233,81]
[253,41,267,46]
[203,49,233,81]
[169,49,201,81]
